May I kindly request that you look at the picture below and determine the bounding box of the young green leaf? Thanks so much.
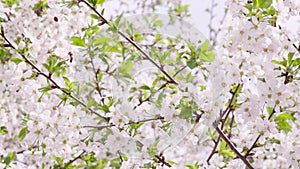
[18,127,28,141]
[70,37,85,47]
[0,126,8,135]
[253,0,272,9]
[10,57,23,64]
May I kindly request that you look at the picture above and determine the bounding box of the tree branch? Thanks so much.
[83,116,164,130]
[78,0,178,85]
[64,151,86,167]
[207,83,241,163]
[213,123,254,169]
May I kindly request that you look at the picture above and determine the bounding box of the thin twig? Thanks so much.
[207,83,241,163]
[155,154,171,168]
[278,25,300,53]
[206,135,221,164]
[173,65,187,77]
[83,116,164,130]
[64,151,86,167]
[245,105,276,157]
[228,114,235,138]
[207,0,228,47]
[89,53,105,105]
[133,65,186,109]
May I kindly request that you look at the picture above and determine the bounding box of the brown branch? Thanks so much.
[173,65,187,77]
[213,123,254,169]
[78,0,178,85]
[206,134,220,164]
[64,151,86,167]
[155,154,171,168]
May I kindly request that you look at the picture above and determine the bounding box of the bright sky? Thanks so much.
[104,0,298,41]
[183,0,225,39]
[103,0,225,39]
[184,0,299,40]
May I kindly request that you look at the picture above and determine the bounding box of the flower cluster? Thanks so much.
[0,0,299,168]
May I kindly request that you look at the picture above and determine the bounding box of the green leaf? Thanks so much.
[153,20,163,27]
[185,161,199,169]
[90,13,99,19]
[266,106,274,116]
[38,86,53,93]
[100,105,110,113]
[4,152,16,165]
[292,58,300,66]
[155,33,161,41]
[18,127,28,141]
[0,46,12,64]
[118,60,133,73]
[160,121,172,133]
[200,40,209,51]
[253,0,272,9]
[288,52,294,64]
[97,0,105,5]
[185,72,194,82]
[155,91,164,109]
[101,8,105,15]
[221,149,236,157]
[187,42,195,55]
[187,60,197,69]
[134,33,144,41]
[110,157,121,168]
[32,0,49,16]
[63,77,71,87]
[274,113,295,133]
[220,139,226,150]
[51,154,64,165]
[70,37,85,47]
[93,37,111,46]
[185,164,194,169]
[139,85,150,90]
[0,126,8,134]
[147,140,159,156]
[106,46,121,53]
[87,98,97,109]
[166,160,177,165]
[178,103,193,120]
[2,0,20,6]
[201,51,215,62]
[98,71,103,82]
[88,0,97,7]
[97,158,109,169]
[244,4,253,12]
[129,122,144,136]
[10,57,23,64]
[113,15,122,29]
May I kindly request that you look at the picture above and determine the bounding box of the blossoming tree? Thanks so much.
[0,0,300,168]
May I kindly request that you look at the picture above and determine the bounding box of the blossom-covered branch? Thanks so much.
[0,30,110,122]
